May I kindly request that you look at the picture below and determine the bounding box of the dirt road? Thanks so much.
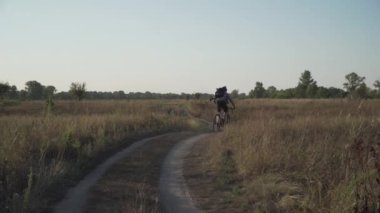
[54,132,210,213]
[159,134,211,213]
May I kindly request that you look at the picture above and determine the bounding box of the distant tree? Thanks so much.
[19,90,28,100]
[25,80,44,100]
[276,88,295,99]
[356,83,368,99]
[7,85,18,99]
[194,93,201,100]
[238,92,247,99]
[266,86,277,98]
[343,72,366,99]
[55,91,72,100]
[296,70,317,98]
[230,89,239,99]
[374,80,380,98]
[316,86,330,98]
[374,80,380,90]
[368,88,377,99]
[144,91,153,99]
[299,70,315,85]
[114,90,125,99]
[0,82,10,99]
[250,82,266,98]
[248,90,253,98]
[328,87,346,98]
[44,85,56,98]
[70,82,86,101]
[306,82,318,98]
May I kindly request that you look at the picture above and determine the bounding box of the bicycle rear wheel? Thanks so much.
[213,114,221,131]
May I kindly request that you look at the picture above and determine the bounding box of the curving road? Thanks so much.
[54,133,173,213]
[159,134,211,213]
[54,133,211,213]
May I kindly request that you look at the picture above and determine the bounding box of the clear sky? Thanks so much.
[1,0,379,93]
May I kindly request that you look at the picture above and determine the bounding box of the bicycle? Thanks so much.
[213,107,234,132]
[213,110,224,131]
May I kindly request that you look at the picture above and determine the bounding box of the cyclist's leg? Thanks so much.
[217,101,222,113]
[221,102,228,114]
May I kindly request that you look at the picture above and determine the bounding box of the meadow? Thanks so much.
[0,100,210,212]
[2,99,379,213]
[186,99,380,212]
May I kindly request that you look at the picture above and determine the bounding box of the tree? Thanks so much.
[19,90,28,100]
[328,87,346,98]
[194,93,201,100]
[0,82,10,99]
[238,93,247,99]
[299,70,315,86]
[316,87,330,98]
[113,90,126,99]
[250,82,266,98]
[343,72,366,99]
[374,80,380,98]
[44,85,56,98]
[356,83,368,99]
[25,80,44,100]
[374,80,380,90]
[296,70,317,98]
[70,82,86,101]
[276,88,295,99]
[144,91,153,99]
[248,89,254,98]
[266,86,277,98]
[7,85,18,99]
[306,82,318,98]
[230,89,239,99]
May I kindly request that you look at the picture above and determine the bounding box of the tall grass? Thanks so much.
[205,99,380,212]
[0,100,200,212]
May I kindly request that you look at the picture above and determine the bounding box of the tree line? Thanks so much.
[233,71,380,99]
[0,81,210,101]
[0,71,379,100]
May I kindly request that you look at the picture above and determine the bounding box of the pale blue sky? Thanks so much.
[1,0,379,93]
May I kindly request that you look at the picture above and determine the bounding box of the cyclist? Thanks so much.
[210,86,236,116]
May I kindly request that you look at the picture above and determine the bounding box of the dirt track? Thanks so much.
[54,132,210,213]
[159,134,210,213]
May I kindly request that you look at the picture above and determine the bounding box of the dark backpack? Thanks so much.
[215,88,225,98]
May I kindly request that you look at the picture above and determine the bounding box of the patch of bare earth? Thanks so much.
[183,136,250,213]
[84,132,196,213]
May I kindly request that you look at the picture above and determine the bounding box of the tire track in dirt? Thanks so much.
[54,132,212,213]
[54,133,175,213]
[159,134,211,213]
[84,132,197,212]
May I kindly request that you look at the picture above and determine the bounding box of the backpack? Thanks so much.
[215,88,225,99]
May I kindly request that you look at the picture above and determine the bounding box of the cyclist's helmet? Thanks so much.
[222,86,227,92]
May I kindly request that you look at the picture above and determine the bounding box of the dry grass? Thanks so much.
[0,100,204,212]
[193,99,380,212]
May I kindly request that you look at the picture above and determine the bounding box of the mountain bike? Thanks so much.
[213,107,234,132]
[213,111,224,131]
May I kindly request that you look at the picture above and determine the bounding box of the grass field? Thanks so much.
[185,99,380,212]
[2,99,379,212]
[0,100,211,212]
